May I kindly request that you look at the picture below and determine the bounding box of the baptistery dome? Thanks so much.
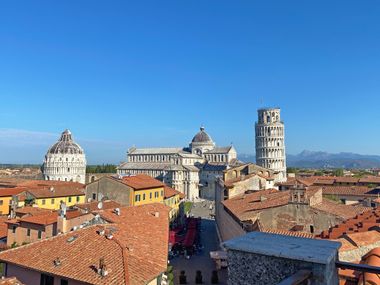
[43,129,86,184]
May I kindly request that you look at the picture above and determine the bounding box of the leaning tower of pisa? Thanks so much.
[255,108,287,182]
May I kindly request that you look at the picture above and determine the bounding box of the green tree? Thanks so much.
[332,168,344,177]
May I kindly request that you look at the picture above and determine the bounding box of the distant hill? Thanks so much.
[239,150,380,169]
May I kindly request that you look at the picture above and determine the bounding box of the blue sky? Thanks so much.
[1,1,380,164]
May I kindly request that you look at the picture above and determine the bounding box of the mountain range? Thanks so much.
[239,150,380,169]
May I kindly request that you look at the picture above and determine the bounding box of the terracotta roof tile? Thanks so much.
[222,189,289,220]
[164,185,184,199]
[261,229,314,239]
[26,184,85,199]
[311,199,369,220]
[15,206,51,216]
[113,174,164,190]
[318,208,380,239]
[0,217,9,239]
[361,247,380,285]
[309,185,378,197]
[0,187,26,197]
[19,212,58,226]
[0,203,170,285]
[75,200,122,212]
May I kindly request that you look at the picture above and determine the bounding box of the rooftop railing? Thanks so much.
[336,260,380,285]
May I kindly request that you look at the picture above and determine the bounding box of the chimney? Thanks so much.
[53,257,61,267]
[114,208,121,216]
[154,212,160,218]
[98,258,108,277]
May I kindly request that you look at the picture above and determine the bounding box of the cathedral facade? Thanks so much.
[42,129,87,184]
[118,127,240,200]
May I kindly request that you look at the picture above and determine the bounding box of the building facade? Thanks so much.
[255,108,287,182]
[118,127,240,200]
[42,129,87,184]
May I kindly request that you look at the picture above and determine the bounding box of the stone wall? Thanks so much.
[259,204,344,235]
[224,232,341,285]
[85,177,132,206]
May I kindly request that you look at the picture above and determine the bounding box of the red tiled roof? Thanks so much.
[319,208,380,239]
[19,212,58,226]
[26,185,85,199]
[359,176,380,184]
[114,174,165,190]
[335,177,360,183]
[222,189,289,220]
[65,210,88,220]
[361,247,380,284]
[0,217,9,239]
[0,203,170,285]
[0,187,26,197]
[164,185,184,199]
[17,180,84,188]
[261,229,314,239]
[311,199,370,221]
[225,173,268,188]
[75,200,122,212]
[309,185,377,197]
[15,206,51,217]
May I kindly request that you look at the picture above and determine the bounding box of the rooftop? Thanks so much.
[163,185,185,199]
[319,208,380,239]
[24,182,85,198]
[116,174,165,190]
[75,200,122,213]
[224,232,341,265]
[0,203,170,285]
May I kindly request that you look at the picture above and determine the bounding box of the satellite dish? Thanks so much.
[98,201,103,210]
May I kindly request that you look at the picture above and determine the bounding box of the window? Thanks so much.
[135,195,141,202]
[150,192,152,199]
[142,193,146,200]
[155,191,159,198]
[60,280,68,285]
[161,191,164,196]
[92,193,96,200]
[42,199,46,205]
[38,230,42,239]
[310,225,314,234]
[68,197,72,203]
[0,200,3,206]
[76,196,80,202]
[40,273,54,285]
[12,225,17,234]
[27,228,31,237]
[51,199,55,204]
[67,168,70,172]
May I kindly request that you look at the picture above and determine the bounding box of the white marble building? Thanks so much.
[42,129,87,184]
[118,127,240,200]
[255,108,287,182]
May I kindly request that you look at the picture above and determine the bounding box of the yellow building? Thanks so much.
[24,182,85,210]
[163,185,185,223]
[120,174,165,206]
[0,188,26,215]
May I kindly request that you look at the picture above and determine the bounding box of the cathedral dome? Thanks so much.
[192,127,213,143]
[48,129,84,155]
